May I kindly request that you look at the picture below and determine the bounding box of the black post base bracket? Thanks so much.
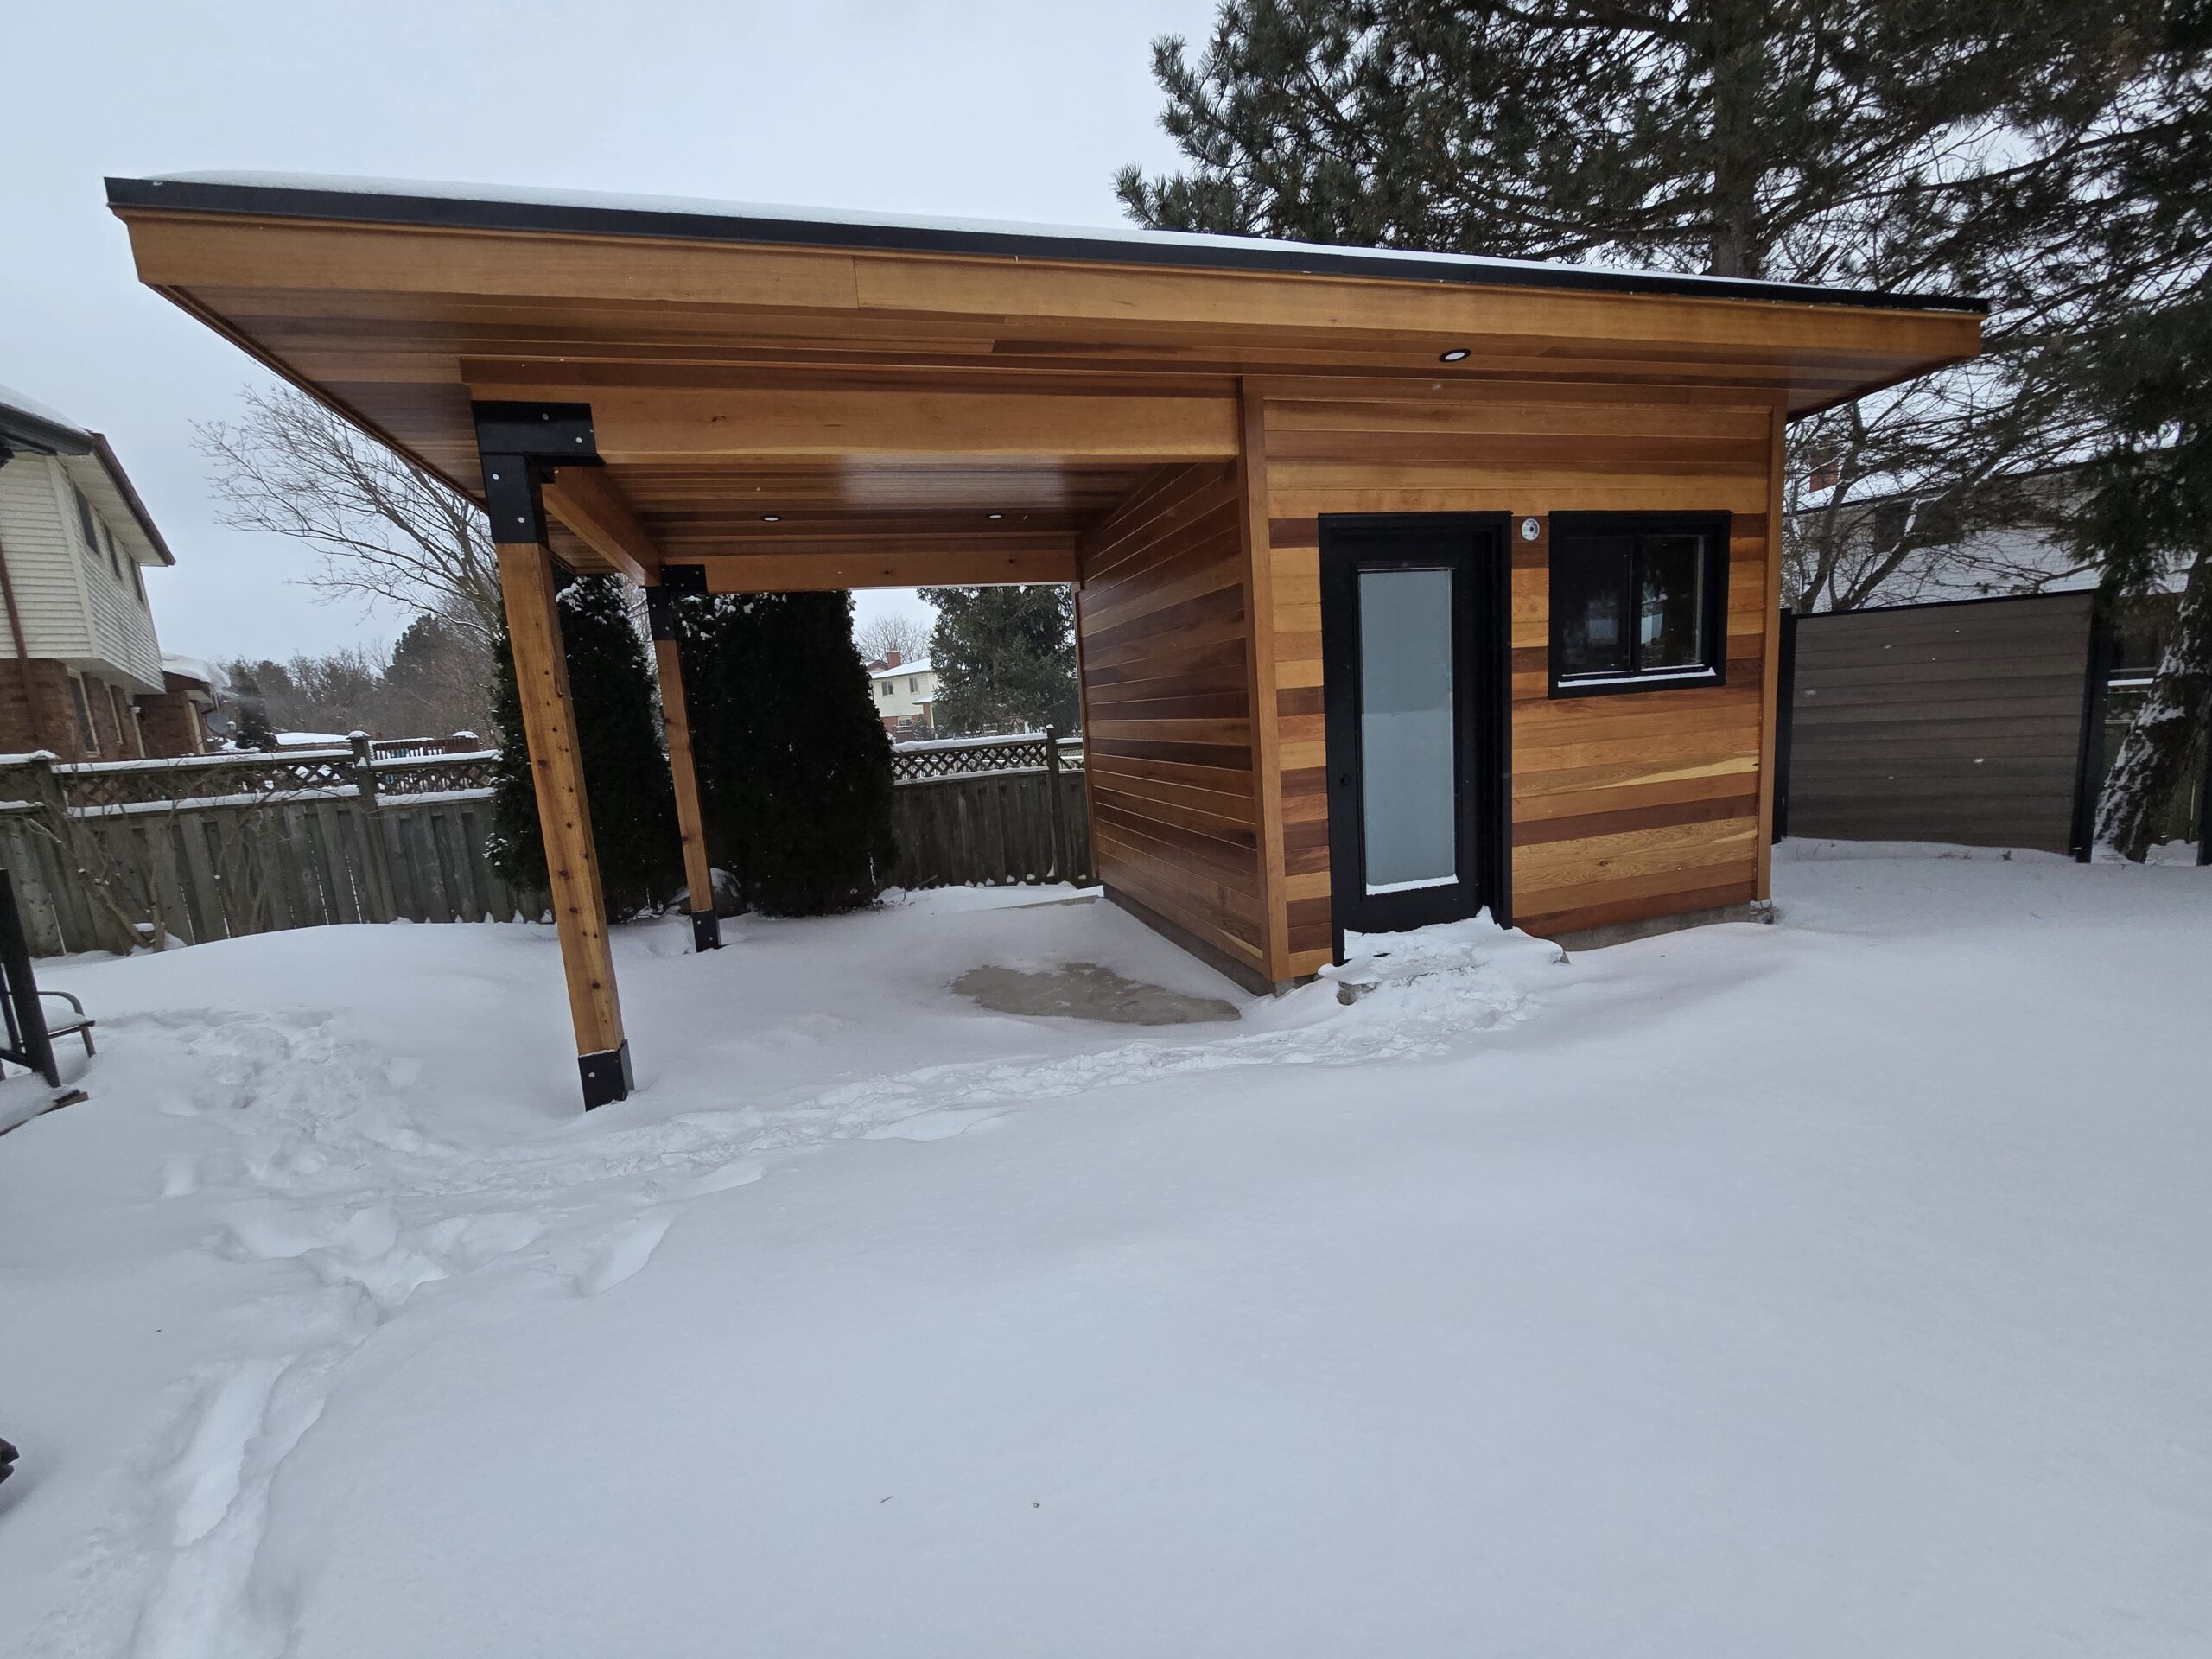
[577,1039,634,1110]
[690,909,723,952]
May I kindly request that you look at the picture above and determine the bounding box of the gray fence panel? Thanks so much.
[1788,593,2097,854]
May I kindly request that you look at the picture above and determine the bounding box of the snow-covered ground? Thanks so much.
[3,845,2207,1657]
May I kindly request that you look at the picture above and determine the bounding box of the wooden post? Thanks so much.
[496,537,632,1108]
[347,731,398,923]
[1041,725,1065,882]
[645,582,721,950]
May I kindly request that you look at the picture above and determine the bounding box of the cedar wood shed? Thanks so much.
[107,175,1983,1109]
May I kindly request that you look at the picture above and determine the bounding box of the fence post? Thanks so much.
[1771,607,1797,844]
[2069,606,2116,863]
[1042,725,1065,882]
[351,731,399,922]
[2198,706,2211,868]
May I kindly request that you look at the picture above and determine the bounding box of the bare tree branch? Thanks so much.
[195,385,503,645]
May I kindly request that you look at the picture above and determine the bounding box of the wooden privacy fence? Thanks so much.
[1777,592,2207,859]
[887,730,1092,890]
[0,739,518,957]
[0,728,1092,957]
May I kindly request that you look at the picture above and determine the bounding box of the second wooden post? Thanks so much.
[645,580,721,951]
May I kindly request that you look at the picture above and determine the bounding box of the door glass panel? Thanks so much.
[1638,532,1708,671]
[1358,566,1458,893]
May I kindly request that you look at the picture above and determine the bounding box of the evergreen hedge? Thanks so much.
[486,574,681,921]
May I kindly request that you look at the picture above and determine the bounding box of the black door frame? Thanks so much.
[1319,512,1512,962]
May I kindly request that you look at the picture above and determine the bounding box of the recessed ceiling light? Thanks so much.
[1439,348,1471,363]
[761,513,780,522]
[988,512,1003,520]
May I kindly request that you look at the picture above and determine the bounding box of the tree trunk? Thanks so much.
[2096,546,2212,860]
[1702,0,1766,280]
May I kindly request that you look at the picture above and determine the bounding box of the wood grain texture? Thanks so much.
[651,633,715,920]
[495,540,624,1055]
[1257,385,1784,961]
[1076,463,1265,976]
[111,207,1974,592]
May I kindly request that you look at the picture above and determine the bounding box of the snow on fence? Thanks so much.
[0,728,1091,955]
[0,738,518,956]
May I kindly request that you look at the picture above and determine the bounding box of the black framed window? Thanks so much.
[1549,513,1729,696]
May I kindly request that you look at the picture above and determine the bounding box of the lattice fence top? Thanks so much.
[888,733,1083,782]
[369,752,499,797]
[35,750,359,810]
[0,733,1073,811]
[0,745,501,815]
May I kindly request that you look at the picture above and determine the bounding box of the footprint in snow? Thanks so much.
[866,1106,1005,1142]
[575,1212,672,1296]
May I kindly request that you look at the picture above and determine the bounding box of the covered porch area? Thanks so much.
[108,173,1981,1107]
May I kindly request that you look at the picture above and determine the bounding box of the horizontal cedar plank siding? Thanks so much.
[1260,385,1779,964]
[1077,462,1265,972]
[1785,592,2095,855]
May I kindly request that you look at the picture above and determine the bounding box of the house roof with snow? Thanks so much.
[0,381,176,567]
[869,658,932,680]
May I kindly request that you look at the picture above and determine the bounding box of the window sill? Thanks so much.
[1548,666,1724,699]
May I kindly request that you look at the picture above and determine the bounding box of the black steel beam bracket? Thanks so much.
[577,1039,634,1110]
[473,403,602,547]
[643,565,709,642]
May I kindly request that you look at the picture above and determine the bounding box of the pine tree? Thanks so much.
[2056,7,2212,859]
[918,585,1078,735]
[681,590,897,916]
[1116,2,2149,611]
[486,574,681,919]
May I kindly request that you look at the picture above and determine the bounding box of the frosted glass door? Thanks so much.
[1357,567,1459,893]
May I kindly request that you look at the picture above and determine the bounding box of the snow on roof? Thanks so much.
[162,652,229,690]
[870,658,932,679]
[109,173,1987,315]
[0,381,92,455]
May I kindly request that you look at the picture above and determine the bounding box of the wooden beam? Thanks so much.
[649,615,721,952]
[541,464,660,584]
[496,538,631,1107]
[699,544,1077,593]
[491,385,1239,464]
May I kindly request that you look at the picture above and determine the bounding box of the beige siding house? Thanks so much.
[868,651,937,737]
[0,385,193,758]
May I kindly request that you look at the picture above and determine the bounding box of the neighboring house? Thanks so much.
[1784,463,2120,612]
[0,385,197,759]
[149,652,230,754]
[867,650,936,737]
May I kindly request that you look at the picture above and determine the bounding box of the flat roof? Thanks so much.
[105,172,1988,317]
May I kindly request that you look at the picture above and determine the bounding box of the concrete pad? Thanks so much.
[952,962,1240,1025]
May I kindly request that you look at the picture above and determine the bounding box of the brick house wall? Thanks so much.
[137,677,207,757]
[0,658,93,759]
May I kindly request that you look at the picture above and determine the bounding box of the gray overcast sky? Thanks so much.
[1,0,1216,664]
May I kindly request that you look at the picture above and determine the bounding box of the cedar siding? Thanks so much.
[1076,463,1267,979]
[1251,379,1783,974]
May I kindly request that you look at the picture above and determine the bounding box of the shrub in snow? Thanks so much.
[680,590,896,916]
[486,574,680,920]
